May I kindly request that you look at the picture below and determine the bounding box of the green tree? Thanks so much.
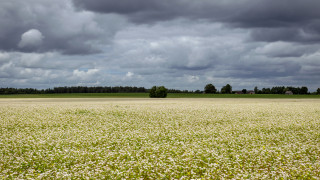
[204,84,217,94]
[261,88,271,94]
[300,86,308,94]
[221,84,232,94]
[149,86,157,98]
[149,86,168,98]
[242,89,247,94]
[317,88,320,95]
[254,86,259,94]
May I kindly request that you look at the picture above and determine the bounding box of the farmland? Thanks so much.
[1,98,320,179]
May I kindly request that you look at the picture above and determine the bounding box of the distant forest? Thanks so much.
[0,86,147,94]
[0,86,194,95]
[0,85,319,95]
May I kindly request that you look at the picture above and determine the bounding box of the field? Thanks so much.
[1,98,320,179]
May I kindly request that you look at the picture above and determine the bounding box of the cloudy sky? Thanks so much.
[1,0,320,91]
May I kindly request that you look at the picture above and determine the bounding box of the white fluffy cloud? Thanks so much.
[18,29,44,48]
[126,72,134,77]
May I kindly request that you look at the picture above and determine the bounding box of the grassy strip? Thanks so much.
[0,93,319,98]
[167,93,320,98]
[0,93,148,98]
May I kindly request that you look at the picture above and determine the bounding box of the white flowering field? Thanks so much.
[1,98,320,179]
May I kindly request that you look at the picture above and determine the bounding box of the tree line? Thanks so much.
[0,86,202,95]
[1,85,319,95]
[204,84,320,95]
[0,86,147,94]
[204,84,232,94]
[253,86,309,94]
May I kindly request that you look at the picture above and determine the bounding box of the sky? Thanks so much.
[1,0,320,91]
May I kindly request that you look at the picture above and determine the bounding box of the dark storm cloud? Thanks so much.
[73,0,320,43]
[72,0,238,22]
[73,0,320,25]
[73,0,190,23]
[229,62,302,79]
[74,0,161,14]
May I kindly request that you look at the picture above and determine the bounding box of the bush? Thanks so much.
[149,86,168,98]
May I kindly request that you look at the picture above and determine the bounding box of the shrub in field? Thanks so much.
[149,86,168,98]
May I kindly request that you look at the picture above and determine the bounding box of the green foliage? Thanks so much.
[271,86,285,94]
[149,86,157,98]
[300,86,308,94]
[262,88,271,94]
[242,89,247,94]
[254,86,259,94]
[149,86,168,98]
[204,84,217,94]
[0,86,147,94]
[317,88,320,95]
[221,84,232,94]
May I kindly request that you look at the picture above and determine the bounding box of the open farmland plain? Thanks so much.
[0,98,320,179]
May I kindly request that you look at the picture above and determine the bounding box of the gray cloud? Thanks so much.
[73,0,320,25]
[102,20,320,90]
[0,0,125,55]
[73,0,320,43]
[253,42,320,58]
[1,0,320,91]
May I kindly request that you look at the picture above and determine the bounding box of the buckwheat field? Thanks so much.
[0,98,319,179]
